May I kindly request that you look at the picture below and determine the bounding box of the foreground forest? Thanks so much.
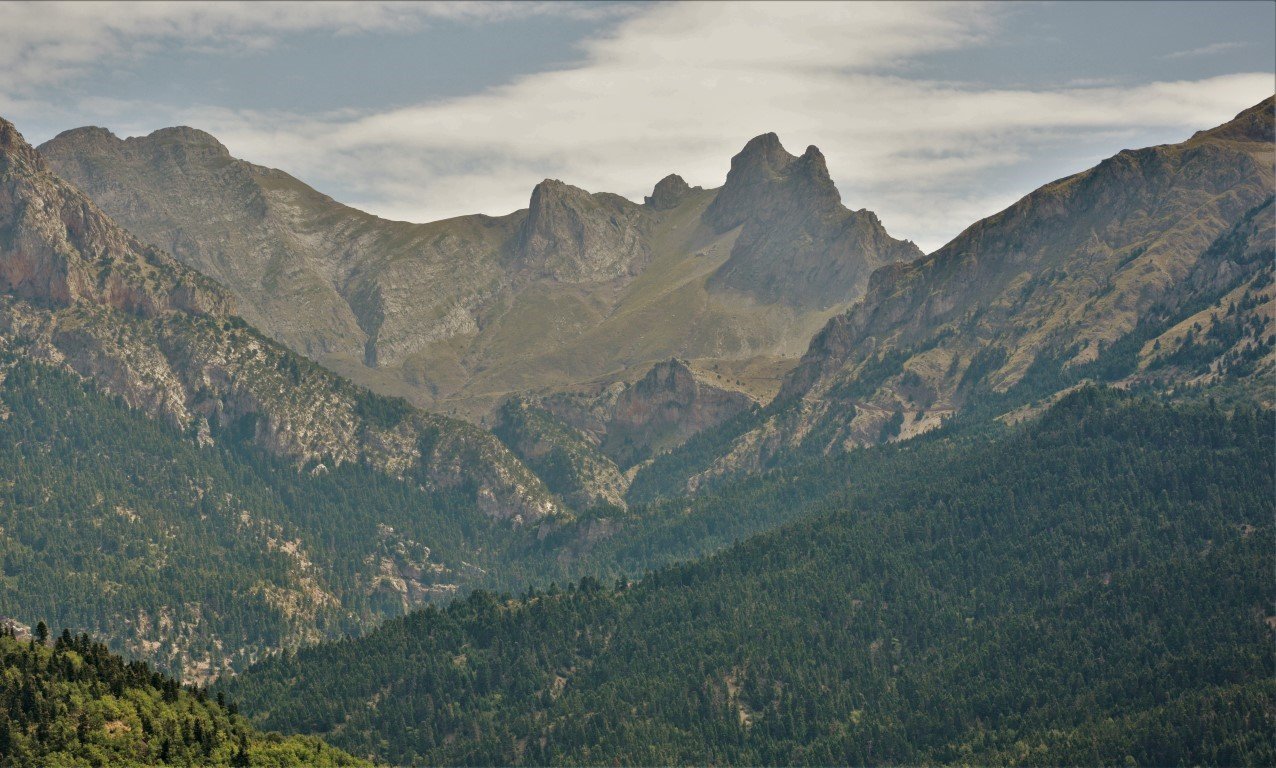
[0,630,364,767]
[223,390,1276,765]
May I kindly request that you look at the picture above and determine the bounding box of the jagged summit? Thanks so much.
[702,131,920,309]
[40,118,916,416]
[644,173,696,210]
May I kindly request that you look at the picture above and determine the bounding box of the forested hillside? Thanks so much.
[0,629,364,767]
[224,389,1276,765]
[0,357,557,680]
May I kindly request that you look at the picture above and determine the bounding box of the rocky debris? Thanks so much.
[514,179,651,282]
[703,133,921,310]
[644,173,697,210]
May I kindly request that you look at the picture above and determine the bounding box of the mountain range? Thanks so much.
[40,126,919,421]
[0,93,1271,766]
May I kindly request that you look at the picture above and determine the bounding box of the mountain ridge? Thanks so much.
[39,125,917,419]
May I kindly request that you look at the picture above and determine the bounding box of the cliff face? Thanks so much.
[41,128,914,417]
[671,98,1276,494]
[605,358,755,459]
[0,120,231,319]
[704,134,922,310]
[1,116,556,523]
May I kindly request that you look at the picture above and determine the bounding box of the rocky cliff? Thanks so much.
[540,358,756,471]
[2,115,556,523]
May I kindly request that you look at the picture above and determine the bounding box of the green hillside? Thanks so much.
[0,630,365,767]
[224,389,1276,765]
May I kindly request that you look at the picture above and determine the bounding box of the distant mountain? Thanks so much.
[644,97,1275,496]
[1,116,554,523]
[39,128,917,418]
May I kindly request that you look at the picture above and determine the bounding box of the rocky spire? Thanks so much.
[702,132,921,309]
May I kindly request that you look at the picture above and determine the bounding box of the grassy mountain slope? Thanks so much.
[224,390,1275,766]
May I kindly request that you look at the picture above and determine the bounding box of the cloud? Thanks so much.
[4,1,1272,252]
[1163,41,1248,59]
[0,1,626,92]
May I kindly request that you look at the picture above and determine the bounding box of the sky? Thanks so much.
[2,1,1273,252]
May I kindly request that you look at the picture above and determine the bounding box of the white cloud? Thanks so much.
[4,1,1272,251]
[1163,41,1248,59]
[0,1,623,91]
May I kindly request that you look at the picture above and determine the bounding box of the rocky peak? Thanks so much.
[631,357,698,396]
[644,173,696,210]
[604,358,755,465]
[132,126,233,162]
[0,115,231,318]
[0,117,45,169]
[704,132,800,232]
[702,132,920,310]
[514,178,650,282]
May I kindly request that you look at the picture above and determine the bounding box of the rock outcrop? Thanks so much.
[644,173,697,210]
[513,179,650,282]
[541,358,756,470]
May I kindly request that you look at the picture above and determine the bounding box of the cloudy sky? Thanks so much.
[2,1,1273,251]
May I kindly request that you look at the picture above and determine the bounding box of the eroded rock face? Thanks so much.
[607,358,754,451]
[703,134,922,310]
[514,179,651,282]
[0,119,232,319]
[1,115,557,524]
